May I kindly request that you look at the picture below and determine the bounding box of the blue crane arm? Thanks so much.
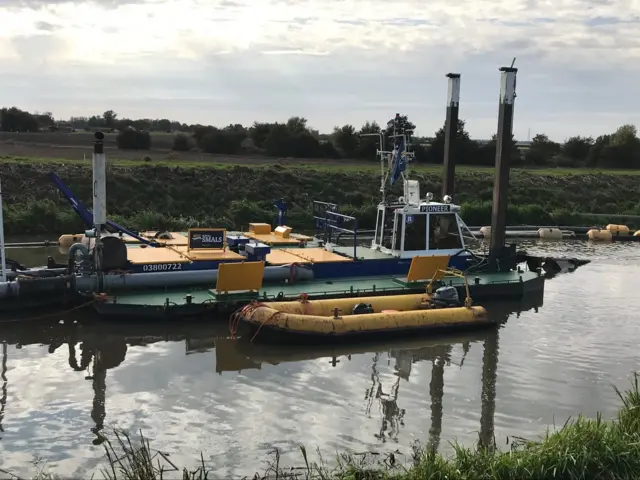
[47,172,156,246]
[48,172,94,227]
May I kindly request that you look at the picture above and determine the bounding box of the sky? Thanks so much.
[0,0,639,141]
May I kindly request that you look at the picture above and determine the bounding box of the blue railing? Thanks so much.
[312,201,358,259]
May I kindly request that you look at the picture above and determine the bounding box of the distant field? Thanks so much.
[2,131,640,176]
[0,130,176,149]
[2,154,640,177]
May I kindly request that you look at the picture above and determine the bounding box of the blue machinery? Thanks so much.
[313,201,358,259]
[274,198,287,227]
[48,172,157,247]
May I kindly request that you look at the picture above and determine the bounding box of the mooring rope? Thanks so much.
[228,300,268,338]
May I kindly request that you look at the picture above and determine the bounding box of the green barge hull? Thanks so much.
[92,269,545,320]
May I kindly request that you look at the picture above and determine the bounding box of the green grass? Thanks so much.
[1,154,640,235]
[21,372,640,479]
[3,154,640,176]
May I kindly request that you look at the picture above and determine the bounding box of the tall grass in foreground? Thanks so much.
[25,372,637,480]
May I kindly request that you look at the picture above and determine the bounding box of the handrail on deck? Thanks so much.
[312,201,359,259]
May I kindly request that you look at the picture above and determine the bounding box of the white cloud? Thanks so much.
[0,0,639,139]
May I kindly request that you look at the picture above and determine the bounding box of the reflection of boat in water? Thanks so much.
[0,320,231,445]
[0,295,538,453]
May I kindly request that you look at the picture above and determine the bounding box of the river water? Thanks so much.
[0,240,638,478]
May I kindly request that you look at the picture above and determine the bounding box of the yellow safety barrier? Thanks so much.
[215,261,265,293]
[406,255,450,283]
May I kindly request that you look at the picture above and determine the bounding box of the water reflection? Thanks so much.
[1,341,7,438]
[0,293,542,477]
[0,320,229,450]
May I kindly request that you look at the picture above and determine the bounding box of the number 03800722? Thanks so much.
[141,263,183,272]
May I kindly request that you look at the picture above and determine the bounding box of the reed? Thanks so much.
[23,373,640,480]
[1,160,640,235]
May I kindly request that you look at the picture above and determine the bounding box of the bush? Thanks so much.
[172,133,191,152]
[116,130,151,150]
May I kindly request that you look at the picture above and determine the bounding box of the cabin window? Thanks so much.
[403,213,427,251]
[428,213,463,250]
[375,208,384,246]
[393,213,403,251]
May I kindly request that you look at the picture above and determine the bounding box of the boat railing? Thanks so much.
[326,211,359,257]
[312,200,338,239]
[455,213,479,246]
[312,201,360,258]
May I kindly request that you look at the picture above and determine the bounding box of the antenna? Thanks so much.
[510,57,516,68]
[360,132,386,197]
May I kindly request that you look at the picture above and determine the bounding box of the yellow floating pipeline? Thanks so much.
[606,224,630,235]
[238,294,488,339]
[587,229,613,242]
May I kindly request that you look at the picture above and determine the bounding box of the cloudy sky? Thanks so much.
[0,0,638,140]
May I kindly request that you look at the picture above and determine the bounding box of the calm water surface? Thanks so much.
[0,239,639,477]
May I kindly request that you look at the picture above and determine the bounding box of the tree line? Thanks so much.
[1,106,639,169]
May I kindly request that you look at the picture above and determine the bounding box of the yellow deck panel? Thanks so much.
[266,249,312,265]
[127,245,244,264]
[243,232,303,245]
[264,247,353,265]
[283,248,353,263]
[172,245,244,261]
[290,233,313,241]
[126,247,190,264]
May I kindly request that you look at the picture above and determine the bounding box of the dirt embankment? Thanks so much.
[1,161,639,235]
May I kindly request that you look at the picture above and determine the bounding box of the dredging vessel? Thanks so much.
[0,69,590,318]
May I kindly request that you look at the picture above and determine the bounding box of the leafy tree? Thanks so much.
[172,133,191,151]
[157,118,172,132]
[332,124,358,158]
[262,118,324,158]
[0,107,39,132]
[116,129,151,150]
[562,136,594,165]
[585,126,640,169]
[103,110,117,128]
[422,118,479,164]
[355,121,382,160]
[249,122,274,149]
[475,133,521,167]
[286,116,308,133]
[611,124,637,146]
[384,114,415,149]
[196,124,247,154]
[33,111,55,130]
[524,133,562,166]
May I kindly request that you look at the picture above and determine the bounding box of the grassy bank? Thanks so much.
[24,373,640,479]
[1,158,640,235]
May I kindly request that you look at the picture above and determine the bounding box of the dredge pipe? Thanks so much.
[75,263,314,292]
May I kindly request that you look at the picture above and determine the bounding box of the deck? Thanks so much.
[331,245,392,260]
[94,269,544,318]
[126,245,245,265]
